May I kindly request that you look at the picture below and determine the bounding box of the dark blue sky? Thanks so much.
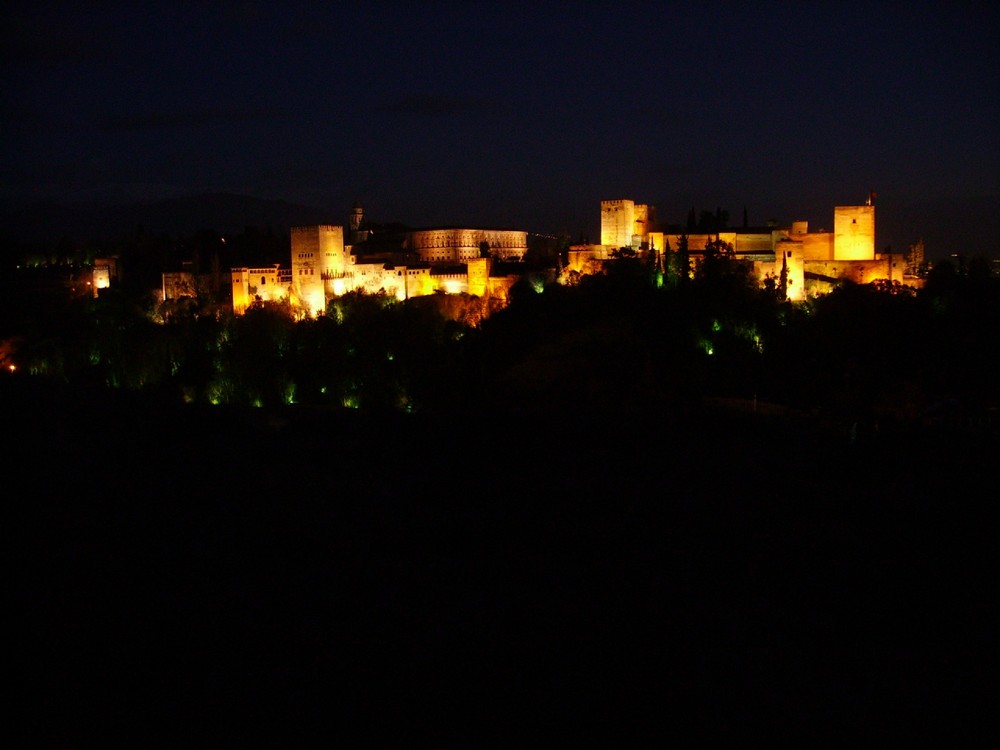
[2,1,998,259]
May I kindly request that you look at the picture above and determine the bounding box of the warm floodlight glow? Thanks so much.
[305,290,325,317]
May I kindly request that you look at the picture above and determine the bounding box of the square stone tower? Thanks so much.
[601,199,655,249]
[601,200,635,248]
[833,205,875,261]
[291,225,346,316]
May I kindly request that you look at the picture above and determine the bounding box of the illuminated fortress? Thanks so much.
[223,195,910,317]
[230,206,532,317]
[566,197,907,301]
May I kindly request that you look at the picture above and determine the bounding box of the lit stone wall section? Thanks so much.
[291,225,346,316]
[601,200,635,248]
[407,229,528,264]
[231,265,289,315]
[467,257,492,297]
[632,203,654,247]
[774,240,806,301]
[834,205,875,261]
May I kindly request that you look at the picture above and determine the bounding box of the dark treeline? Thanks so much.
[1,223,290,293]
[6,249,998,745]
[3,247,998,439]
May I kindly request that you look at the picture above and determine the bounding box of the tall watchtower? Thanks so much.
[601,200,635,248]
[601,199,655,249]
[291,225,346,316]
[833,202,876,261]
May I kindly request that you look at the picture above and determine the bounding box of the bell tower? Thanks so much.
[350,200,364,234]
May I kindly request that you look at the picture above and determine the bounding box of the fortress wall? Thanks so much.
[660,232,778,255]
[734,233,774,253]
[431,271,469,296]
[567,245,613,273]
[376,266,435,300]
[800,232,835,261]
[662,234,714,252]
[231,265,289,315]
[805,257,897,284]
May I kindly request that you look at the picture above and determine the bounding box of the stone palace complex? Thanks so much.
[158,196,913,318]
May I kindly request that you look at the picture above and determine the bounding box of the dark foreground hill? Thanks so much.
[6,377,996,744]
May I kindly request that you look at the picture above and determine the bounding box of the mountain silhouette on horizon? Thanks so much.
[2,191,996,263]
[0,192,340,243]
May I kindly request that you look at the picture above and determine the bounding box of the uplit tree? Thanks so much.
[672,234,691,287]
[213,302,296,407]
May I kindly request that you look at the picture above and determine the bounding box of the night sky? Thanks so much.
[2,1,998,260]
